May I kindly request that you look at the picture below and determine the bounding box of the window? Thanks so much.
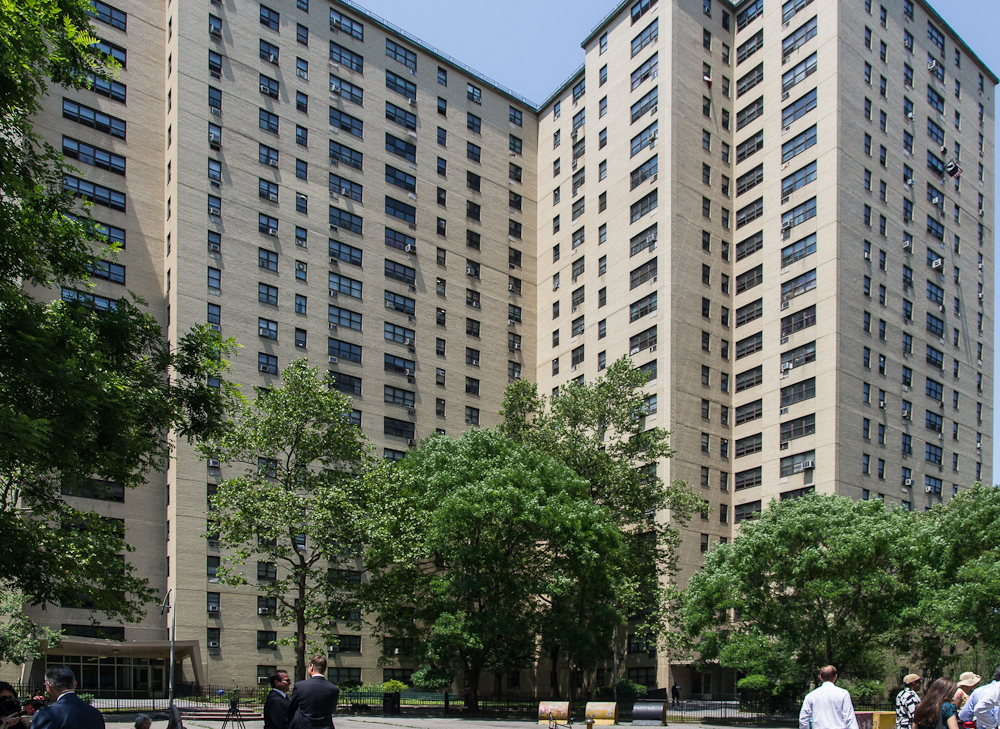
[630,190,658,223]
[738,64,764,98]
[631,53,658,91]
[782,125,817,163]
[782,88,817,126]
[737,31,764,66]
[736,131,764,163]
[258,4,280,30]
[467,83,482,104]
[62,99,125,138]
[783,16,817,60]
[781,305,816,336]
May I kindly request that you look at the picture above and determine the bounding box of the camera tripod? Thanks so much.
[221,695,247,729]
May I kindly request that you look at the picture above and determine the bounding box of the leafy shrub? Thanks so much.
[594,680,647,701]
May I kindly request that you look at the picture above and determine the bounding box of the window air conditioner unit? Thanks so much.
[258,607,270,615]
[514,343,521,350]
[514,372,522,379]
[781,301,790,310]
[405,244,416,252]
[259,364,271,372]
[864,251,871,260]
[208,206,221,216]
[268,227,278,236]
[328,356,338,364]
[928,59,938,70]
[209,323,221,332]
[406,407,416,415]
[209,27,221,37]
[932,259,943,269]
[902,408,910,418]
[466,267,475,275]
[781,220,792,230]
[258,677,270,685]
[979,208,985,216]
[208,458,221,468]
[210,106,221,116]
[979,292,984,300]
[509,284,517,292]
[385,301,394,308]
[329,290,338,298]
[208,605,220,612]
[801,460,815,470]
[259,328,271,337]
[925,485,934,493]
[879,400,886,408]
[329,256,339,265]
[405,368,415,376]
[907,112,914,120]
[903,478,914,487]
[931,196,940,204]
[407,438,416,446]
[208,242,221,252]
[208,641,220,648]
[296,262,307,271]
[905,177,914,185]
[508,319,516,326]
[329,645,340,652]
[260,84,271,94]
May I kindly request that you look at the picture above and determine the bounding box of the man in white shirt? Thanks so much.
[799,666,860,729]
[974,677,1000,729]
[963,667,1000,729]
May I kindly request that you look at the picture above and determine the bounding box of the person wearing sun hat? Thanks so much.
[956,675,983,712]
[963,667,1000,729]
[897,674,924,729]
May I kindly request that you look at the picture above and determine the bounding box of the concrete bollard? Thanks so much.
[585,702,618,725]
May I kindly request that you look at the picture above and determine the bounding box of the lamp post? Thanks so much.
[159,589,176,713]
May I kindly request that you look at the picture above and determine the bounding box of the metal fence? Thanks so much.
[2,681,896,722]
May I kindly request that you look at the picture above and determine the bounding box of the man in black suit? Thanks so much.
[289,656,339,729]
[263,670,291,729]
[31,667,104,729]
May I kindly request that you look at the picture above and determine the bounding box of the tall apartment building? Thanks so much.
[14,0,994,700]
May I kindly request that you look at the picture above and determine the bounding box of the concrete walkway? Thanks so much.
[104,717,785,729]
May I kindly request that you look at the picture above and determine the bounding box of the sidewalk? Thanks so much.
[103,717,787,729]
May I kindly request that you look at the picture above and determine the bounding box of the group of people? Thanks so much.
[263,655,340,729]
[0,667,104,729]
[800,665,1000,729]
[0,655,342,729]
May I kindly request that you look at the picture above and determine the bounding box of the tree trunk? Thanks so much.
[550,643,561,698]
[465,657,486,711]
[296,564,307,681]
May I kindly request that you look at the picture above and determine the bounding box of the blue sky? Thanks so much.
[352,0,999,482]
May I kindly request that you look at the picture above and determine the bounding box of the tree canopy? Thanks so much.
[199,360,376,681]
[683,494,917,689]
[498,358,700,691]
[358,427,624,709]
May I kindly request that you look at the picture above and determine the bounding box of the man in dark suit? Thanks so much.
[289,656,339,729]
[263,670,291,729]
[31,666,104,729]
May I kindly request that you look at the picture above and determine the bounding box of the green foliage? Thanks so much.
[410,666,454,692]
[905,483,1000,674]
[498,358,699,685]
[737,674,777,694]
[199,360,377,681]
[683,494,917,687]
[0,0,237,625]
[594,680,648,701]
[359,428,623,709]
[0,590,61,664]
[841,679,885,700]
[380,680,408,693]
[75,694,94,706]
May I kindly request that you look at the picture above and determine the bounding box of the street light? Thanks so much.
[159,589,176,714]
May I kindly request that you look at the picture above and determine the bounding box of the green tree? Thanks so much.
[905,483,1000,675]
[198,360,376,681]
[498,358,699,692]
[683,494,917,689]
[358,428,624,710]
[0,0,235,642]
